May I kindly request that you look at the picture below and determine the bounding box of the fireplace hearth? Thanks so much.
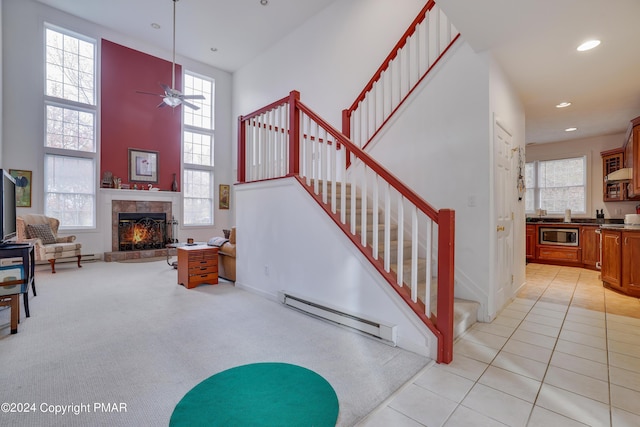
[118,213,166,251]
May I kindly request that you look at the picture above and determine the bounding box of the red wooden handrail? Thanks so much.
[298,100,440,222]
[345,0,435,114]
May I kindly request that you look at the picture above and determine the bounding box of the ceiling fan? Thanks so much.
[137,0,204,110]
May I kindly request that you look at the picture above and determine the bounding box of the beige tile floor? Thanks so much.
[358,263,640,427]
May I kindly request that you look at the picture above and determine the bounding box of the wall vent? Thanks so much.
[278,291,397,345]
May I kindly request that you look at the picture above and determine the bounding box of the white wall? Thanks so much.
[526,132,637,220]
[1,0,234,255]
[232,0,426,139]
[235,178,437,357]
[232,2,527,322]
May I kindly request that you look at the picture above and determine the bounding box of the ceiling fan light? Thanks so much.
[163,96,181,107]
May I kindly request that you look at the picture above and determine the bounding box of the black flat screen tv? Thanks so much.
[0,169,17,244]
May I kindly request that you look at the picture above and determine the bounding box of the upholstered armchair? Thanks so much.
[16,214,82,273]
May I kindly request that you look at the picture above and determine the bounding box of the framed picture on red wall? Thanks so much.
[129,149,158,183]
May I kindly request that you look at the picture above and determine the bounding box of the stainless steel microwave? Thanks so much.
[539,227,579,246]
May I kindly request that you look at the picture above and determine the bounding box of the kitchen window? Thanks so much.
[525,156,587,214]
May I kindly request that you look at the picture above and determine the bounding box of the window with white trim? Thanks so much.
[183,72,215,226]
[525,156,587,214]
[44,25,97,228]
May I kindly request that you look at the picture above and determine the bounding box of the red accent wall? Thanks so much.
[101,39,182,190]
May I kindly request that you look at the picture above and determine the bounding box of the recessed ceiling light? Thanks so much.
[260,0,269,5]
[556,102,572,108]
[210,47,218,52]
[151,23,161,29]
[565,127,578,132]
[577,40,600,51]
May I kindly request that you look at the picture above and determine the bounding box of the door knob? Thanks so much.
[497,225,505,232]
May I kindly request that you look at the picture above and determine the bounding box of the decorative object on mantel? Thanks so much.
[129,148,158,183]
[219,184,230,210]
[172,173,178,192]
[148,184,160,191]
[102,171,113,188]
[121,184,130,190]
[112,177,122,189]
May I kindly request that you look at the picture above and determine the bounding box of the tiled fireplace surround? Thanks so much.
[104,200,173,262]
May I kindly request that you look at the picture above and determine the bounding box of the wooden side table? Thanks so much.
[177,245,218,289]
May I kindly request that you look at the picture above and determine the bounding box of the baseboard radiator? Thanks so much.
[278,291,397,345]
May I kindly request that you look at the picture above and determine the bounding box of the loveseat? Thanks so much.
[218,227,236,282]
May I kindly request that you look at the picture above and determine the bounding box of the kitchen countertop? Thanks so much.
[599,224,640,231]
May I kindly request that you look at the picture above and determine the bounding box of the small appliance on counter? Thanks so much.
[624,214,640,226]
[596,209,605,224]
[564,209,571,223]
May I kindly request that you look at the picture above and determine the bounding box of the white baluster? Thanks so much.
[411,205,418,302]
[397,195,404,287]
[361,165,367,248]
[384,183,391,272]
[372,176,379,260]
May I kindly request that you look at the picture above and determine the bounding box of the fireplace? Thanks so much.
[118,213,167,251]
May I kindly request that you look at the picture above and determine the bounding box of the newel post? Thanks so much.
[437,208,455,364]
[342,109,352,169]
[288,90,301,176]
[237,115,246,183]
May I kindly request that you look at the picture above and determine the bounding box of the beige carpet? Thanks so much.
[0,259,429,426]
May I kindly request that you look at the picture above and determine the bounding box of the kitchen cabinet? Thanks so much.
[537,246,581,263]
[581,225,600,269]
[601,229,622,291]
[621,231,640,297]
[526,225,536,261]
[624,116,640,197]
[601,148,626,201]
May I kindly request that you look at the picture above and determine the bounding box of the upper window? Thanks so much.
[183,72,215,226]
[44,25,97,228]
[525,156,587,214]
[45,27,95,105]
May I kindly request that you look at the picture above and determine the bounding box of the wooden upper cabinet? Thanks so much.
[627,118,640,197]
[601,148,625,201]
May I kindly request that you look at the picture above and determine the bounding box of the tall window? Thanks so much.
[44,25,97,228]
[183,72,215,226]
[525,156,587,214]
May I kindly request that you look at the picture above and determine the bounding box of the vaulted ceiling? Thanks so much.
[35,0,640,145]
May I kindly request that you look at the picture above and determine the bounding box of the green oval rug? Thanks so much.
[170,362,339,427]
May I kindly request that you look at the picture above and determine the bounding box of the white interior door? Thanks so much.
[494,120,514,312]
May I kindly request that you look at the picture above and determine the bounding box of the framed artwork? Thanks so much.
[128,149,158,183]
[219,184,230,210]
[9,169,32,208]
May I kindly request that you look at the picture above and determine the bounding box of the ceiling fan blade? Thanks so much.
[157,101,167,108]
[181,100,200,110]
[136,90,164,97]
[181,94,206,100]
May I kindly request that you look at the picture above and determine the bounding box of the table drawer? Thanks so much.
[188,272,218,286]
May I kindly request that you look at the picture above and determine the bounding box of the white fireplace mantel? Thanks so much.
[99,189,182,253]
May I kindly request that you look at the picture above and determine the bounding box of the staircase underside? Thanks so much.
[302,178,477,339]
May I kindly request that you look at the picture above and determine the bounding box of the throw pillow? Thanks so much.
[26,224,57,245]
[207,236,229,247]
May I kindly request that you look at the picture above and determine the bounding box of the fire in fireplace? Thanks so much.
[118,213,167,251]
